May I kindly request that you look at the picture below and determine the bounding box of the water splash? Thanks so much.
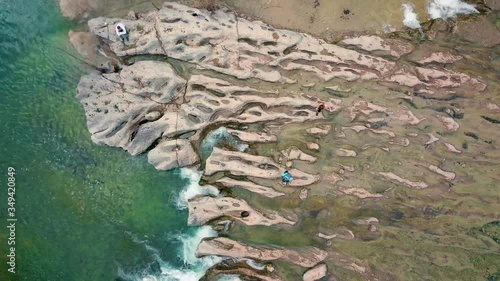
[201,127,249,160]
[427,0,478,20]
[118,226,221,281]
[402,3,422,29]
[243,258,266,270]
[176,167,219,209]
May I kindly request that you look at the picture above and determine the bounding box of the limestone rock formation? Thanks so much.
[339,187,386,199]
[188,196,295,226]
[416,51,463,64]
[353,217,379,226]
[196,237,328,268]
[307,142,320,151]
[205,147,320,186]
[73,3,496,280]
[303,263,327,281]
[339,35,414,58]
[436,114,460,131]
[87,2,485,94]
[77,62,321,163]
[204,263,285,281]
[378,172,428,189]
[336,148,357,157]
[226,129,277,143]
[215,177,285,198]
[76,61,185,155]
[442,142,462,154]
[306,125,331,136]
[147,139,199,170]
[281,146,317,163]
[318,227,355,241]
[427,165,456,180]
[299,188,309,201]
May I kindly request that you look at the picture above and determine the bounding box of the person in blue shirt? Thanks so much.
[281,170,293,185]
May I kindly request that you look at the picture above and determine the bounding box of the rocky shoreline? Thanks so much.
[69,1,500,280]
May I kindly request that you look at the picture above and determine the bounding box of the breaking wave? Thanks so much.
[201,127,249,160]
[176,167,219,209]
[118,226,221,281]
[427,0,478,20]
[402,3,422,29]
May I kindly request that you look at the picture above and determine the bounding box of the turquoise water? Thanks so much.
[0,1,208,280]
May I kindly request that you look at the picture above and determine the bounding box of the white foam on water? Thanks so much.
[402,3,422,29]
[176,167,219,209]
[427,0,478,20]
[119,226,222,281]
[179,225,219,266]
[202,127,249,154]
[243,258,266,271]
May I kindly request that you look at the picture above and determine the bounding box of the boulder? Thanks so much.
[436,114,460,131]
[144,111,161,121]
[307,142,320,151]
[299,188,308,200]
[442,142,462,154]
[127,10,137,20]
[336,148,357,157]
[303,263,327,281]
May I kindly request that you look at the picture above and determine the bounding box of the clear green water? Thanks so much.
[0,1,206,280]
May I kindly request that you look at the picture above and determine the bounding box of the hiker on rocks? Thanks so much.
[316,101,325,116]
[281,170,293,185]
[115,23,129,42]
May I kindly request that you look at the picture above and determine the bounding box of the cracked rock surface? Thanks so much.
[74,2,500,281]
[196,237,328,268]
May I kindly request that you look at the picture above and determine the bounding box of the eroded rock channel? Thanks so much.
[75,2,500,280]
